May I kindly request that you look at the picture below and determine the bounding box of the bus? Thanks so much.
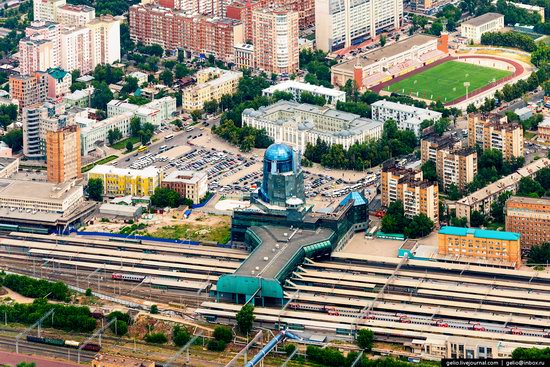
[159,145,168,153]
[164,134,174,141]
[137,145,148,152]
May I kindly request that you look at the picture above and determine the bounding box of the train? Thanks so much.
[111,273,146,282]
[0,223,49,235]
[26,335,101,351]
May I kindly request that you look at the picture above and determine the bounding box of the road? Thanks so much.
[499,90,545,114]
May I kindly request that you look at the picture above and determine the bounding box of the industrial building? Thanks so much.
[219,143,368,305]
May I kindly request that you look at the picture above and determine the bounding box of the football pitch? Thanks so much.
[385,61,513,103]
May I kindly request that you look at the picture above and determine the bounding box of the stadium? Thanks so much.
[331,33,526,106]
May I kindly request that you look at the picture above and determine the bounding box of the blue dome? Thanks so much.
[264,143,293,162]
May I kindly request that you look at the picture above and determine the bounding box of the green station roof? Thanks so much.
[439,226,520,241]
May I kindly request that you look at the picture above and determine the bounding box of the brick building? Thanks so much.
[46,124,82,184]
[505,196,550,248]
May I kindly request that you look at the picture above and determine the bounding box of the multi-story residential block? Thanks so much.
[182,68,242,111]
[460,13,504,43]
[438,226,521,268]
[381,162,439,223]
[46,124,82,184]
[22,104,48,159]
[38,67,71,100]
[162,171,208,204]
[56,4,95,27]
[87,15,121,66]
[243,100,383,152]
[9,74,47,110]
[455,158,550,224]
[467,113,524,160]
[18,37,55,75]
[262,81,346,106]
[79,112,134,154]
[505,196,550,248]
[252,8,299,74]
[315,0,403,52]
[371,100,442,136]
[25,21,61,65]
[88,165,162,197]
[129,4,243,62]
[537,118,550,141]
[234,43,255,69]
[410,0,433,13]
[34,0,66,22]
[421,135,477,191]
[60,26,93,74]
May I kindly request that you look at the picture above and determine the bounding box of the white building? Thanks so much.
[127,71,148,86]
[34,0,66,22]
[87,15,121,66]
[60,26,93,74]
[262,81,346,107]
[371,100,442,136]
[107,96,176,127]
[79,111,134,154]
[234,43,254,69]
[24,21,61,71]
[315,0,403,52]
[56,4,96,27]
[242,100,383,152]
[460,13,504,43]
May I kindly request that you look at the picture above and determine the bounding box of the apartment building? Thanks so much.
[262,81,346,107]
[56,4,95,27]
[538,118,550,141]
[9,74,47,110]
[22,102,69,159]
[162,171,208,204]
[182,68,242,111]
[25,21,61,65]
[410,0,433,13]
[34,0,66,22]
[460,13,504,43]
[46,125,82,184]
[234,43,255,69]
[505,196,550,248]
[242,100,383,152]
[87,15,121,66]
[107,96,176,127]
[456,158,550,224]
[88,165,162,197]
[438,226,521,268]
[38,67,71,100]
[18,37,55,75]
[252,8,299,74]
[467,113,524,160]
[80,112,134,154]
[315,0,403,52]
[381,162,439,222]
[371,100,442,136]
[129,4,243,62]
[60,26,93,74]
[421,135,477,191]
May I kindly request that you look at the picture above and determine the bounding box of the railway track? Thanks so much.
[0,335,96,362]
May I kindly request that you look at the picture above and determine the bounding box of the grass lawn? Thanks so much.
[111,136,141,150]
[82,155,118,173]
[148,221,231,244]
[524,131,536,140]
[385,61,513,103]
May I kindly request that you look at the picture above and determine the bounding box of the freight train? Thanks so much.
[26,335,101,351]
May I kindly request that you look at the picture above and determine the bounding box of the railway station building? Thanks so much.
[218,143,368,305]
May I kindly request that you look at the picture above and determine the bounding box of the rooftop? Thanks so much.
[506,196,550,207]
[372,100,441,117]
[332,34,438,74]
[262,81,346,98]
[439,226,520,241]
[163,170,207,184]
[462,12,504,27]
[0,179,82,204]
[88,165,160,178]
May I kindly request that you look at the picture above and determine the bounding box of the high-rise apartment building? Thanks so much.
[22,21,61,72]
[60,26,93,74]
[46,124,82,183]
[34,0,66,22]
[87,15,121,66]
[182,68,242,111]
[9,74,47,110]
[421,135,477,191]
[129,4,243,62]
[18,37,55,75]
[315,0,403,52]
[468,113,524,160]
[505,196,550,248]
[438,226,521,268]
[22,102,66,159]
[252,8,299,74]
[381,162,439,223]
[56,4,95,27]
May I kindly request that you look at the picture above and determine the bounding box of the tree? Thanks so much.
[175,63,191,79]
[159,70,173,86]
[87,178,104,201]
[236,304,255,335]
[405,214,434,238]
[130,116,141,137]
[203,100,218,114]
[85,288,92,297]
[357,329,374,351]
[111,320,128,336]
[466,103,477,113]
[285,343,297,356]
[191,109,202,122]
[151,187,181,208]
[173,325,190,347]
[126,141,134,152]
[91,82,113,111]
[447,183,462,201]
[490,191,512,223]
[421,160,438,182]
[144,332,167,344]
[512,347,550,360]
[380,35,387,47]
[213,326,232,343]
[429,21,444,36]
[434,117,450,135]
[272,90,294,102]
[207,339,227,351]
[122,76,139,95]
[470,210,486,227]
[150,304,158,314]
[535,168,550,192]
[107,128,122,145]
[300,91,326,106]
[517,177,545,197]
[527,243,550,265]
[451,216,468,227]
[1,129,23,152]
[140,122,155,144]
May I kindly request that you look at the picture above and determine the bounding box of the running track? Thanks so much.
[370,55,525,105]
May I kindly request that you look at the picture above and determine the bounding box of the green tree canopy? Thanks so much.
[236,304,255,335]
[151,188,181,208]
[87,178,104,201]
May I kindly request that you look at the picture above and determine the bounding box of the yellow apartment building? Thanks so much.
[182,67,242,111]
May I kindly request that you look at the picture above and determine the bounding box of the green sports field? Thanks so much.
[385,61,513,103]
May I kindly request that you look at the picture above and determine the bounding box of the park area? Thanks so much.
[385,61,513,103]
